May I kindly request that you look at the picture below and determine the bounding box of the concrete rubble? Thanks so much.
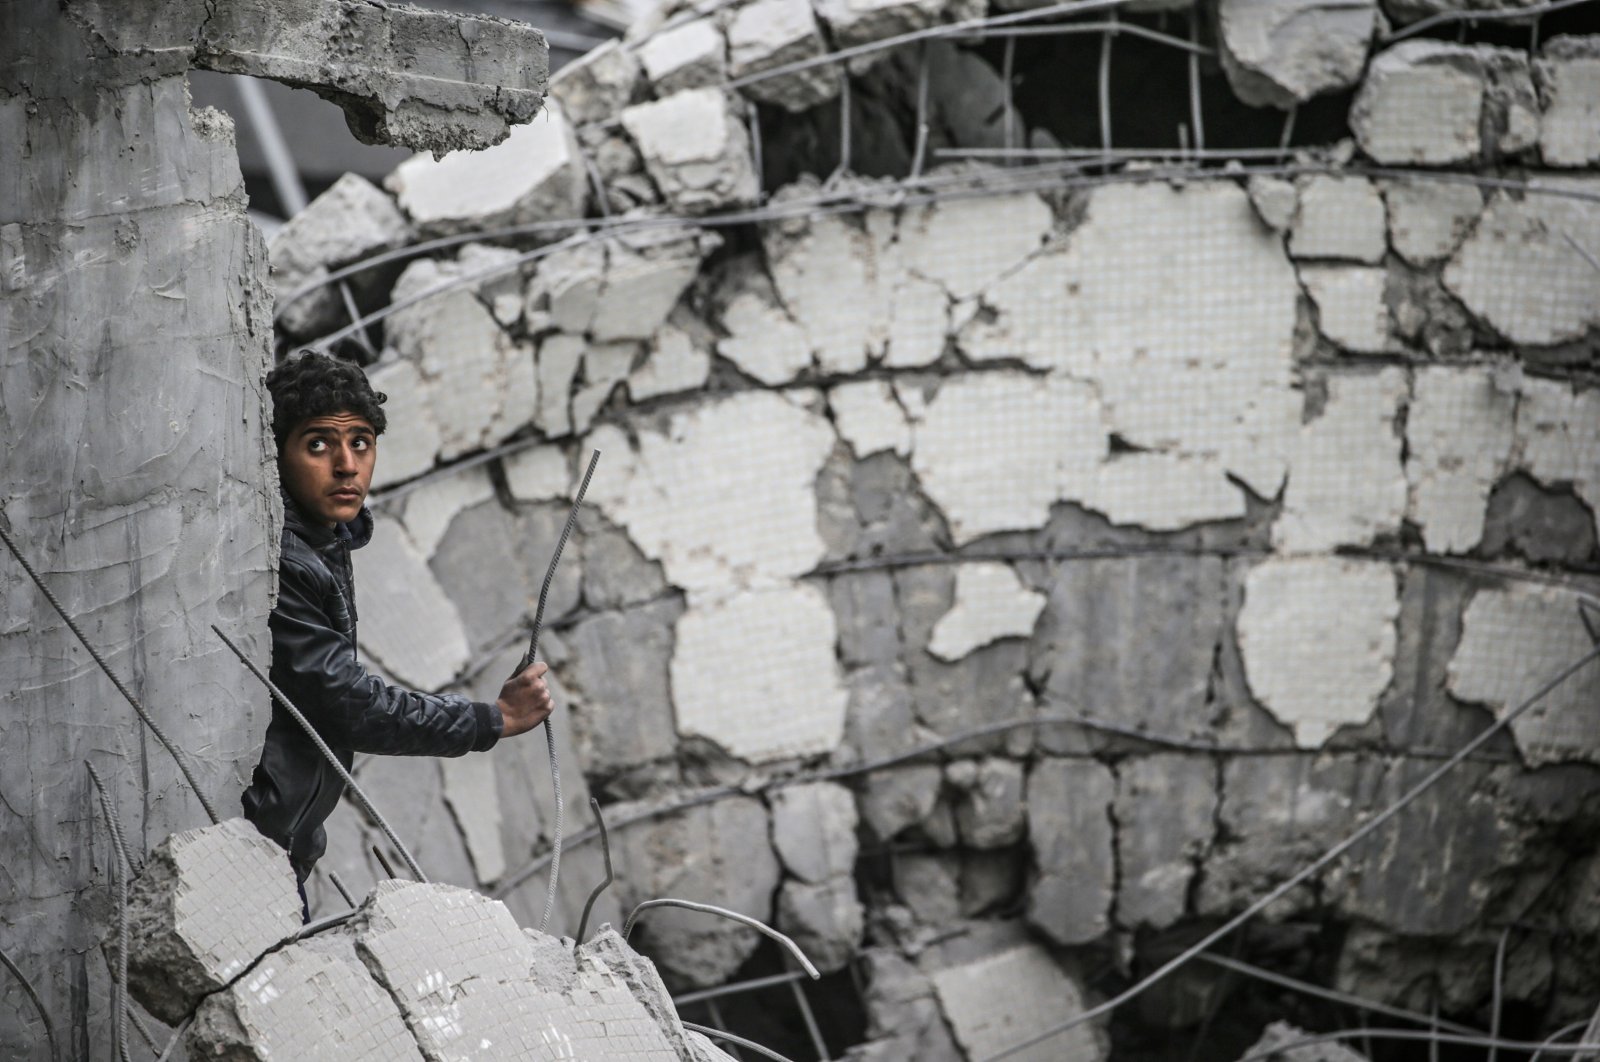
[1217,0,1378,109]
[726,0,843,111]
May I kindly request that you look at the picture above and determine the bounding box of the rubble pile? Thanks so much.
[263,3,1600,1059]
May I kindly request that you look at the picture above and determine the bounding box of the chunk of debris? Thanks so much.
[549,39,643,126]
[1289,176,1387,263]
[1352,41,1537,164]
[638,19,727,96]
[927,563,1045,663]
[777,877,865,974]
[947,758,1026,849]
[1381,178,1484,265]
[1217,0,1378,109]
[1114,754,1217,930]
[1026,759,1115,946]
[1536,35,1600,167]
[269,173,411,338]
[770,782,860,884]
[1299,265,1392,354]
[124,818,301,1024]
[1405,366,1515,553]
[621,89,761,214]
[1239,1020,1368,1061]
[726,0,843,112]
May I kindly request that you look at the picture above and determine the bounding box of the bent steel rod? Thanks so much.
[212,624,428,884]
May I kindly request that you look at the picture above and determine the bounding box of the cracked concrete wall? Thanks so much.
[258,6,1600,1060]
[1,2,550,1059]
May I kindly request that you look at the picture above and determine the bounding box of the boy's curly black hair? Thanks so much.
[266,351,388,451]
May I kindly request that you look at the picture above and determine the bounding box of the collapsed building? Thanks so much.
[6,0,1600,1059]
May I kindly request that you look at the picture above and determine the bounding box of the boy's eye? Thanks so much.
[307,439,327,453]
[353,437,371,451]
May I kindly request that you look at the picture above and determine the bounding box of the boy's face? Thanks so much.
[280,411,378,528]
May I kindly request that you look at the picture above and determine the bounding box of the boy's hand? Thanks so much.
[497,661,554,738]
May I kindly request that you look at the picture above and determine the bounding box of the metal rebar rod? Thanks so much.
[683,1022,796,1062]
[911,42,931,180]
[976,19,1213,53]
[1097,12,1114,156]
[672,970,811,1007]
[580,140,614,220]
[1193,953,1483,1036]
[518,449,600,934]
[371,844,399,881]
[624,899,821,979]
[155,1016,193,1062]
[327,870,357,908]
[0,520,220,825]
[1188,9,1205,151]
[86,763,132,1062]
[1001,37,1016,165]
[1542,1020,1596,1062]
[703,1000,744,1062]
[835,75,853,180]
[574,798,615,947]
[1489,926,1511,1062]
[982,641,1600,1060]
[1278,105,1298,156]
[0,943,60,1062]
[1385,0,1596,43]
[211,623,428,883]
[787,975,830,1061]
[748,100,765,203]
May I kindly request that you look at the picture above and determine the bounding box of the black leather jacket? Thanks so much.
[242,500,501,880]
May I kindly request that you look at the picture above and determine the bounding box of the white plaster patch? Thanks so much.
[1350,41,1486,165]
[1443,180,1600,346]
[394,464,496,558]
[587,391,837,594]
[670,584,847,762]
[928,563,1046,662]
[1275,369,1409,553]
[764,212,883,374]
[355,517,472,690]
[440,755,506,885]
[629,322,711,400]
[718,286,814,384]
[910,373,1106,545]
[1405,366,1516,553]
[882,273,949,368]
[503,444,573,504]
[1237,556,1400,748]
[1289,176,1387,263]
[1515,376,1600,532]
[1300,264,1392,354]
[1537,38,1600,167]
[961,181,1300,500]
[1449,584,1600,765]
[896,193,1054,300]
[1085,451,1248,530]
[828,379,910,458]
[1382,179,1484,266]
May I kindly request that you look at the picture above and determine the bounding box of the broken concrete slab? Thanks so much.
[1514,375,1600,536]
[947,758,1025,850]
[1381,177,1484,265]
[1218,0,1378,109]
[1289,176,1387,263]
[1537,36,1600,167]
[895,853,964,925]
[1405,366,1516,553]
[126,818,301,1024]
[859,766,943,841]
[1276,369,1408,552]
[269,172,410,338]
[385,102,585,235]
[854,947,965,1062]
[355,515,471,690]
[572,342,640,433]
[425,498,535,653]
[562,599,682,774]
[535,331,585,438]
[896,193,1054,303]
[927,563,1045,663]
[763,211,886,376]
[1352,40,1488,164]
[587,390,837,594]
[726,0,843,112]
[1248,175,1299,233]
[841,665,925,769]
[1237,556,1400,748]
[1299,265,1392,354]
[440,753,508,886]
[609,795,782,989]
[629,320,712,400]
[533,231,712,343]
[831,573,905,671]
[672,585,848,763]
[1026,758,1115,946]
[1114,754,1216,930]
[501,444,570,506]
[777,876,865,974]
[187,933,425,1062]
[621,89,761,215]
[716,273,815,384]
[197,0,549,156]
[638,19,727,96]
[366,359,444,489]
[910,373,1105,545]
[829,380,912,460]
[770,782,860,884]
[550,40,643,126]
[1448,584,1600,766]
[1443,180,1600,346]
[815,0,957,71]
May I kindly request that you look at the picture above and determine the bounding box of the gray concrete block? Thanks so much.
[1352,41,1536,164]
[1114,755,1216,930]
[609,795,781,988]
[860,766,943,841]
[770,782,860,884]
[843,664,925,767]
[777,876,865,974]
[855,947,964,1062]
[1026,759,1115,946]
[829,571,904,669]
[1218,0,1377,109]
[1537,35,1600,167]
[187,934,423,1061]
[126,819,302,1024]
[270,172,411,338]
[638,19,727,97]
[1482,473,1599,565]
[427,499,535,653]
[726,0,842,112]
[958,851,1024,918]
[1289,176,1387,263]
[578,511,670,611]
[550,40,643,126]
[948,759,1025,850]
[621,89,760,215]
[894,853,963,926]
[563,599,683,775]
[355,515,472,690]
[197,0,548,155]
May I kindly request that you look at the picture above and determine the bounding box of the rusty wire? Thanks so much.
[86,762,132,1062]
[624,899,821,979]
[984,637,1600,1059]
[0,519,220,825]
[212,623,428,884]
[683,1021,798,1062]
[0,943,59,1062]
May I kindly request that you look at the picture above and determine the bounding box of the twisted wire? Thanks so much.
[86,763,132,1062]
[0,944,59,1062]
[211,624,428,884]
[0,520,220,824]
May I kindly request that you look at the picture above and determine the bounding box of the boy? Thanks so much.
[243,351,552,886]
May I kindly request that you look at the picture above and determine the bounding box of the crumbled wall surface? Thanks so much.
[262,7,1600,1054]
[0,3,550,1059]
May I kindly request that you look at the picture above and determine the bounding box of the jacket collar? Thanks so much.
[282,491,374,552]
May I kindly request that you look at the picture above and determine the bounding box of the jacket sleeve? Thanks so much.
[269,552,502,756]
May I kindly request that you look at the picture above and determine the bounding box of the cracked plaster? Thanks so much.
[927,563,1046,662]
[1405,366,1516,553]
